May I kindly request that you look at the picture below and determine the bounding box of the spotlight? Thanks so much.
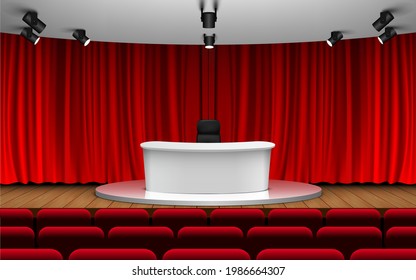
[201,10,217,28]
[326,31,343,47]
[372,11,394,32]
[378,27,397,44]
[204,34,215,49]
[72,29,91,46]
[22,12,46,33]
[21,28,40,45]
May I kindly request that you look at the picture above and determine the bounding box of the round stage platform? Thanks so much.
[96,180,322,206]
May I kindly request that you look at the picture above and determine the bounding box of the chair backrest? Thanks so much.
[69,248,157,260]
[36,209,91,231]
[246,227,314,259]
[256,248,344,260]
[0,226,34,248]
[210,208,265,234]
[351,248,416,260]
[325,209,381,227]
[177,226,244,248]
[316,226,382,259]
[268,209,323,233]
[0,249,63,260]
[0,209,34,228]
[94,209,149,234]
[152,209,207,235]
[384,209,416,232]
[385,227,416,248]
[197,120,220,143]
[163,249,250,260]
[38,226,105,259]
[108,226,174,259]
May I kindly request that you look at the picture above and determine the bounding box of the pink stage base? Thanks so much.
[96,180,322,206]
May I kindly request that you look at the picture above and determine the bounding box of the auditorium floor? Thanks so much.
[1,184,416,214]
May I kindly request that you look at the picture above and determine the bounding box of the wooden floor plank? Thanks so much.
[0,186,39,205]
[1,187,53,208]
[0,186,18,195]
[64,188,97,208]
[1,184,416,209]
[42,187,92,208]
[318,187,352,208]
[364,186,416,208]
[323,187,374,208]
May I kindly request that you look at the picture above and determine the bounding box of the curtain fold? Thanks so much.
[1,33,415,184]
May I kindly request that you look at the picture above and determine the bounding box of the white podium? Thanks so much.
[140,141,275,194]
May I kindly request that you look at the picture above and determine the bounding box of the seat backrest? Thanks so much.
[177,226,244,248]
[246,227,314,258]
[152,209,207,235]
[163,248,250,260]
[0,249,63,260]
[36,209,91,231]
[256,248,344,260]
[268,209,323,233]
[0,226,34,248]
[210,208,265,234]
[38,226,104,259]
[351,248,416,260]
[0,209,34,228]
[197,120,220,143]
[69,248,157,260]
[384,209,416,232]
[108,226,174,259]
[316,226,382,259]
[325,209,381,227]
[94,209,149,234]
[385,227,416,248]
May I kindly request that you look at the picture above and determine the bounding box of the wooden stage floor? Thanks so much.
[1,184,416,213]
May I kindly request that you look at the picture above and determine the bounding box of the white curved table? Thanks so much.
[140,141,275,194]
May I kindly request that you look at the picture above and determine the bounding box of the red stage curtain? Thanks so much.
[1,33,415,184]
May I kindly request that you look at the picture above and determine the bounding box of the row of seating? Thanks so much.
[2,208,416,233]
[2,248,416,260]
[2,226,416,259]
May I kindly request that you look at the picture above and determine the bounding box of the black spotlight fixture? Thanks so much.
[372,11,394,32]
[204,34,215,49]
[22,12,46,33]
[378,27,397,44]
[201,9,217,28]
[326,31,343,47]
[72,29,91,46]
[21,27,40,45]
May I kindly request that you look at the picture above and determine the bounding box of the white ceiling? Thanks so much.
[1,0,416,45]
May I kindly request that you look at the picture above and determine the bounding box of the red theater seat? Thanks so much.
[108,227,174,258]
[151,209,207,234]
[177,226,244,248]
[210,209,265,233]
[0,227,34,248]
[163,249,250,260]
[246,227,314,258]
[384,209,416,232]
[256,249,344,260]
[38,226,104,259]
[385,227,416,248]
[0,209,34,228]
[325,209,381,227]
[69,248,157,260]
[37,209,91,231]
[0,249,63,260]
[351,249,416,260]
[267,209,322,233]
[316,226,382,259]
[94,209,149,234]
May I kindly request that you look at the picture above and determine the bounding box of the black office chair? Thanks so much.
[197,120,221,143]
